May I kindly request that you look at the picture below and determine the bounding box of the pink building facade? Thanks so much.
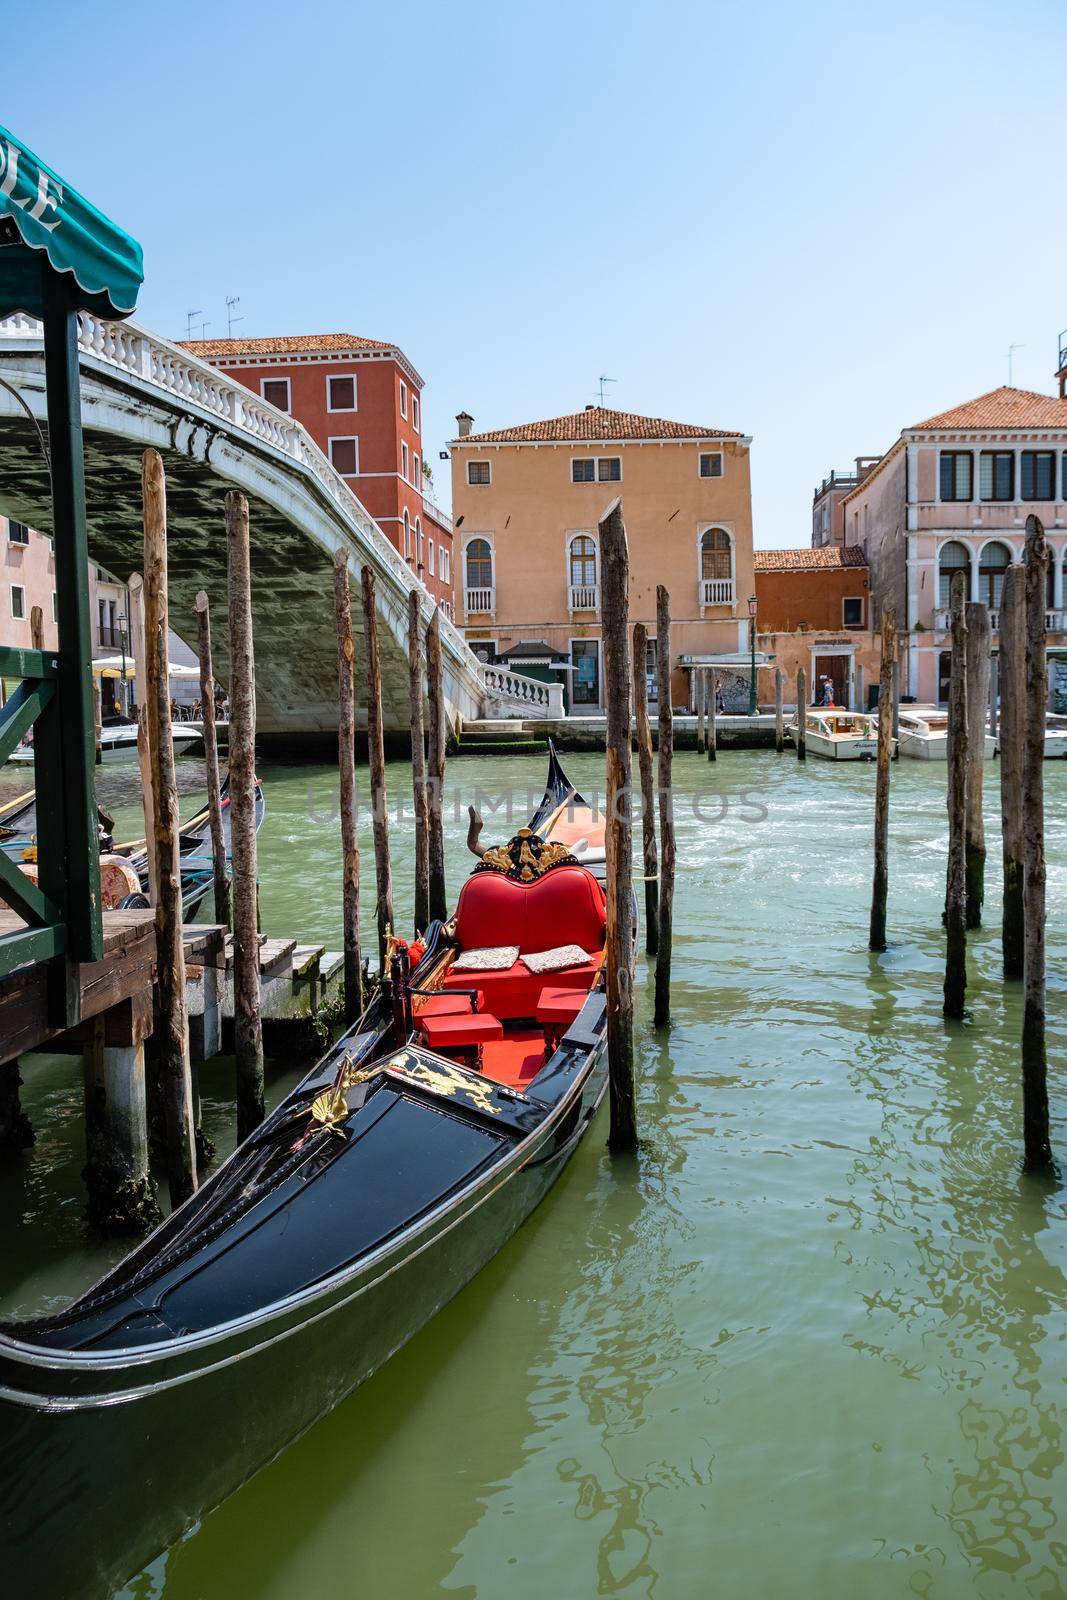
[840,387,1067,705]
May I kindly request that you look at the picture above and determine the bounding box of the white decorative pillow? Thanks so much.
[452,945,520,972]
[521,944,589,975]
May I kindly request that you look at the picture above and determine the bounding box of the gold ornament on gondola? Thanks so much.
[309,1051,375,1131]
[476,827,576,883]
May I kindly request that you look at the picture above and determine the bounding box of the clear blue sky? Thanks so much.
[8,0,1067,545]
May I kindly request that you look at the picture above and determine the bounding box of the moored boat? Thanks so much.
[897,706,996,760]
[0,776,264,918]
[786,708,885,761]
[8,718,199,764]
[0,745,620,1600]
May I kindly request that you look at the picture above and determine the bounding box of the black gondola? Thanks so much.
[0,775,265,918]
[0,746,622,1599]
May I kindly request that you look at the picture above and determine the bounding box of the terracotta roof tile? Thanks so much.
[911,386,1067,431]
[451,406,743,445]
[180,332,397,358]
[754,546,868,571]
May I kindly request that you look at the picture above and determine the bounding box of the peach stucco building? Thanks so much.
[841,385,1067,706]
[448,405,755,711]
[753,546,882,708]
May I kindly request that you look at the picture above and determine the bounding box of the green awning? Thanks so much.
[0,126,142,318]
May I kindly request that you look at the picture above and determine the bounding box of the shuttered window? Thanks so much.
[699,453,723,478]
[572,459,595,482]
[939,452,972,501]
[597,457,621,481]
[1021,451,1055,500]
[467,460,491,485]
[979,452,1013,501]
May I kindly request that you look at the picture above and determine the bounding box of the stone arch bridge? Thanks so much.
[0,314,554,741]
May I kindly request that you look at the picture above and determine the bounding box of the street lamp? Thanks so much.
[117,611,129,716]
[748,593,758,716]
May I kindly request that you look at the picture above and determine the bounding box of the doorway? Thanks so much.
[813,653,851,708]
[570,639,601,709]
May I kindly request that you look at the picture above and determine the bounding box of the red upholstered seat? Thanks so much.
[452,866,606,956]
[445,866,606,1020]
[536,986,587,1027]
[417,1011,503,1051]
[415,990,484,1024]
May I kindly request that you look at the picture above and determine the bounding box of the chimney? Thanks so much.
[585,403,595,411]
[456,411,473,438]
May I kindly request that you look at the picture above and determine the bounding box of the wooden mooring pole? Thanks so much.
[695,667,706,754]
[427,605,448,926]
[599,500,636,1151]
[226,489,265,1139]
[360,567,394,971]
[654,585,675,1028]
[194,591,230,929]
[869,610,895,952]
[707,672,717,762]
[999,563,1025,979]
[943,572,968,1020]
[632,621,659,957]
[774,668,784,754]
[796,668,807,762]
[1021,516,1052,1169]
[143,449,197,1204]
[964,601,991,928]
[333,551,363,1023]
[128,574,157,903]
[408,589,430,935]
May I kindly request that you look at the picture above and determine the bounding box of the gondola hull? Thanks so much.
[1,1039,607,1599]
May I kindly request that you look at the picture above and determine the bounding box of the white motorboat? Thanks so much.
[787,708,885,760]
[1043,714,1067,758]
[897,706,996,761]
[9,721,200,765]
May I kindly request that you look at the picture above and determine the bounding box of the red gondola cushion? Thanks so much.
[453,866,606,956]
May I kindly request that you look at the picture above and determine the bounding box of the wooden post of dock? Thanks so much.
[408,589,430,935]
[599,500,636,1151]
[1021,516,1052,1169]
[143,449,197,1203]
[988,655,999,742]
[226,489,265,1139]
[426,605,448,926]
[891,655,901,760]
[964,602,991,928]
[654,585,675,1028]
[707,673,717,762]
[796,668,807,762]
[632,621,659,958]
[128,574,157,903]
[194,591,230,930]
[869,609,895,952]
[856,664,865,714]
[695,667,706,754]
[774,668,784,754]
[943,572,969,1020]
[998,563,1025,979]
[29,604,43,652]
[360,566,394,970]
[333,551,363,1023]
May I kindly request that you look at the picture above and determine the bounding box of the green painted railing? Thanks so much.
[0,646,68,976]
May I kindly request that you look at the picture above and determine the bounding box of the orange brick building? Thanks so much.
[182,333,454,614]
[754,546,881,708]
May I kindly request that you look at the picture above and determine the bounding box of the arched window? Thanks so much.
[938,541,970,609]
[403,509,411,560]
[465,538,493,591]
[700,527,733,602]
[569,535,597,588]
[978,541,1011,608]
[415,516,423,568]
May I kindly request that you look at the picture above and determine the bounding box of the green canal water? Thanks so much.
[1,750,1065,1599]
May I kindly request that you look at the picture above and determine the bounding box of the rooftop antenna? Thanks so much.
[185,309,202,341]
[1007,343,1025,385]
[226,295,244,338]
[597,374,616,408]
[197,320,211,340]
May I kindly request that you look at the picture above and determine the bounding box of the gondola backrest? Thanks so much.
[453,865,606,955]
